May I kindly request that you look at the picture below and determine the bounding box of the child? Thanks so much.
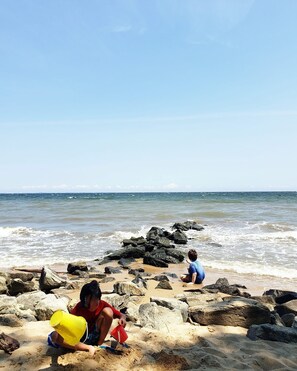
[48,280,126,354]
[180,249,205,285]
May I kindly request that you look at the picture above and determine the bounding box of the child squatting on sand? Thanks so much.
[48,280,127,355]
[180,249,205,285]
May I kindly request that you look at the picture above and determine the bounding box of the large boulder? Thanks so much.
[150,297,189,322]
[139,302,184,331]
[35,294,69,320]
[16,291,47,311]
[189,297,271,328]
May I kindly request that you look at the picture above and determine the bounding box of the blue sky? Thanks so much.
[1,0,296,192]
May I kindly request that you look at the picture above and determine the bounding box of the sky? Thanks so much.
[0,0,297,193]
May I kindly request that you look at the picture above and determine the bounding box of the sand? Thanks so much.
[1,261,297,370]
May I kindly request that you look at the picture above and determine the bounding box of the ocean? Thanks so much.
[0,192,296,280]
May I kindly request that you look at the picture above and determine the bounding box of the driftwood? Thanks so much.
[0,332,20,354]
[14,268,42,273]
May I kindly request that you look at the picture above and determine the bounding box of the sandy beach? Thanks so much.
[1,260,297,370]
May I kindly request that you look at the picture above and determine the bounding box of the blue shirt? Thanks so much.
[188,260,205,284]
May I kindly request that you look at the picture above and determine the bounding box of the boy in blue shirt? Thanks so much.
[180,249,205,285]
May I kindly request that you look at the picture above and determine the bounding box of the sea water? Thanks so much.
[0,192,296,280]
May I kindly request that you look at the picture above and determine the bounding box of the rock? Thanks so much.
[270,311,285,326]
[0,314,23,327]
[150,297,189,322]
[39,266,67,292]
[7,278,36,296]
[8,271,34,282]
[106,247,146,260]
[143,256,168,268]
[203,278,250,297]
[113,282,145,296]
[102,293,131,311]
[35,294,69,320]
[250,295,276,311]
[172,230,188,244]
[139,302,183,331]
[118,258,135,268]
[125,302,139,322]
[247,324,297,343]
[275,299,297,317]
[155,281,173,290]
[263,289,297,304]
[0,275,7,294]
[0,332,20,354]
[146,227,167,241]
[67,261,88,274]
[122,237,146,247]
[88,272,106,279]
[104,266,122,274]
[172,221,204,231]
[164,272,178,279]
[71,270,89,278]
[189,297,271,328]
[183,292,227,307]
[100,277,115,283]
[16,291,47,311]
[154,237,172,248]
[131,275,147,289]
[152,275,169,282]
[281,313,296,327]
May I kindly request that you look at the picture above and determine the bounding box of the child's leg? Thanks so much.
[95,307,113,345]
[50,331,95,355]
[180,274,191,283]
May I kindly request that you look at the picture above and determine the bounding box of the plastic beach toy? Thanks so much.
[50,310,87,346]
[110,325,128,344]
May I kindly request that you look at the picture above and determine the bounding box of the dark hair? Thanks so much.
[80,280,102,308]
[188,249,198,262]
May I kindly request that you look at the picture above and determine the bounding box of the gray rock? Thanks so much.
[113,281,145,296]
[247,323,297,343]
[139,302,183,330]
[8,271,34,282]
[102,293,131,311]
[67,261,88,274]
[189,297,271,328]
[172,230,188,244]
[276,299,297,316]
[35,294,69,320]
[143,255,168,268]
[0,314,24,327]
[16,291,47,311]
[155,281,173,290]
[150,297,189,322]
[0,276,7,294]
[7,278,35,296]
[281,313,296,327]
